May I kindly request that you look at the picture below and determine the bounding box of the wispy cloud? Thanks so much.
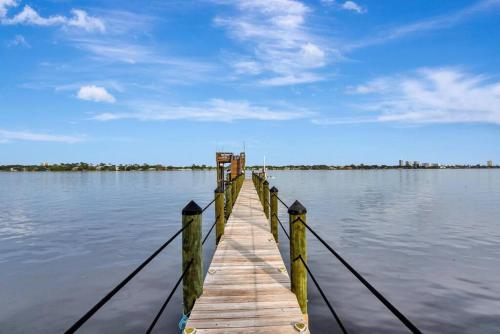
[318,68,500,125]
[1,3,105,32]
[0,129,85,143]
[92,98,311,122]
[320,0,366,13]
[77,85,116,103]
[6,34,29,48]
[346,0,500,50]
[341,1,366,14]
[214,0,331,85]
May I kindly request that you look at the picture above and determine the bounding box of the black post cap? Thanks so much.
[288,200,307,215]
[182,200,202,215]
[263,180,269,185]
[215,186,224,193]
[270,186,278,193]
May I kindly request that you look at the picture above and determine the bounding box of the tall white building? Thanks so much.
[487,160,493,167]
[399,160,404,167]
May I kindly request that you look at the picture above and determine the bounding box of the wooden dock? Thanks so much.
[185,179,309,333]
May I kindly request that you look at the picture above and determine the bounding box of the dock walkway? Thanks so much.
[186,179,308,333]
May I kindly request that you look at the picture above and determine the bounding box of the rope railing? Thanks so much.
[294,255,348,334]
[202,216,219,245]
[65,219,194,333]
[201,198,216,212]
[291,217,422,334]
[276,195,289,209]
[146,259,193,334]
[273,212,290,240]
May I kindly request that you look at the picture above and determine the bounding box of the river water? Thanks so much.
[1,170,499,333]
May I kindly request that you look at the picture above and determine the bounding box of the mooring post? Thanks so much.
[289,200,308,316]
[225,181,233,219]
[258,176,263,205]
[270,186,278,243]
[215,186,225,244]
[182,200,203,315]
[232,177,237,207]
[263,180,270,219]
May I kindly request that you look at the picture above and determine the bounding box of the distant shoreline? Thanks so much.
[1,164,498,172]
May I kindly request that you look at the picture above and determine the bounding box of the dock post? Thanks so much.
[258,175,264,206]
[288,200,308,316]
[182,201,203,315]
[270,187,278,243]
[232,177,237,207]
[263,180,270,219]
[225,181,233,219]
[215,186,225,244]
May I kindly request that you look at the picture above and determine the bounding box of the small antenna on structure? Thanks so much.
[263,155,266,173]
[243,141,246,153]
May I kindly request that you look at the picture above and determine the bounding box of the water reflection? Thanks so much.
[1,170,500,333]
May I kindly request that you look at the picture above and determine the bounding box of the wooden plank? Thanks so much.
[185,179,309,333]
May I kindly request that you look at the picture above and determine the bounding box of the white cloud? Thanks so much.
[341,68,500,125]
[341,1,366,14]
[214,0,330,85]
[92,98,311,122]
[0,129,84,143]
[67,9,105,32]
[1,5,105,32]
[77,85,116,103]
[6,34,29,47]
[0,0,17,18]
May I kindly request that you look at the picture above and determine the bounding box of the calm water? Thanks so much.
[1,170,500,333]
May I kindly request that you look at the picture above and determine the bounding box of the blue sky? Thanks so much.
[1,0,500,165]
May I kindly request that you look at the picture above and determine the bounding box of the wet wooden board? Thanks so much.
[185,179,309,333]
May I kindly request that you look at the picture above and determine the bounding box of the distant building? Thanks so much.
[405,161,412,167]
[487,160,493,167]
[414,161,420,168]
[399,160,404,167]
[422,163,430,168]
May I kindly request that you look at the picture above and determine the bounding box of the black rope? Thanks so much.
[273,213,290,240]
[202,216,219,245]
[294,217,422,334]
[201,198,216,212]
[145,259,193,334]
[65,219,194,334]
[276,195,289,209]
[294,255,348,334]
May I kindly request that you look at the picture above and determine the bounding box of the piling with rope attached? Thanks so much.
[289,200,308,317]
[263,180,270,219]
[225,181,233,219]
[215,186,225,244]
[270,186,279,243]
[182,201,203,315]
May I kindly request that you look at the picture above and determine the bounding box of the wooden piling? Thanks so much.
[215,186,225,244]
[270,186,279,243]
[289,200,308,316]
[258,175,263,205]
[182,200,203,315]
[225,181,233,219]
[263,180,270,219]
